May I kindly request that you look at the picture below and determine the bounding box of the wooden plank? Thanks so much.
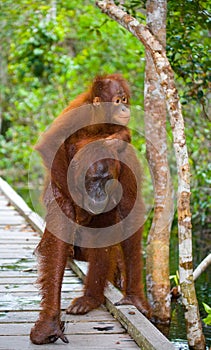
[0,230,37,236]
[0,230,38,234]
[0,251,35,259]
[0,248,37,253]
[0,259,36,269]
[0,309,115,323]
[0,228,39,234]
[0,271,38,278]
[0,205,15,210]
[0,276,38,285]
[0,282,83,293]
[0,269,74,278]
[0,243,38,248]
[0,320,125,336]
[0,293,41,312]
[0,241,39,245]
[0,334,140,350]
[0,217,25,225]
[0,232,40,238]
[0,210,17,215]
[0,276,80,285]
[0,178,45,234]
[0,258,35,263]
[0,291,83,311]
[0,199,9,206]
[0,180,33,215]
[106,303,172,350]
[4,223,35,228]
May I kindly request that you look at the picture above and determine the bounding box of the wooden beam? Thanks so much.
[0,177,45,234]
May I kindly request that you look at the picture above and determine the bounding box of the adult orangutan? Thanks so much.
[30,74,150,345]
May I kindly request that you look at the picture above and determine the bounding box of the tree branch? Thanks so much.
[96,1,185,155]
[193,253,211,281]
[96,1,206,348]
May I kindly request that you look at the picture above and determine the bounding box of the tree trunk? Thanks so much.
[96,1,206,348]
[144,0,174,324]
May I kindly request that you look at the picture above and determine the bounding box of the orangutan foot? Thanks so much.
[115,295,151,319]
[30,318,68,345]
[66,296,102,315]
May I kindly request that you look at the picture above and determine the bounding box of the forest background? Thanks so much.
[0,0,210,231]
[0,0,210,345]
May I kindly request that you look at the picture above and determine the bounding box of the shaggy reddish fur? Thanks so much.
[30,74,150,345]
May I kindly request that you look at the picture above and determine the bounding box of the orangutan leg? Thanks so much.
[115,229,151,318]
[30,229,71,344]
[67,247,111,314]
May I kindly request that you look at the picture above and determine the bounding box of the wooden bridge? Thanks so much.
[0,177,175,350]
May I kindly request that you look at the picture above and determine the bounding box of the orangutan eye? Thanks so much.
[114,97,121,105]
[122,96,127,103]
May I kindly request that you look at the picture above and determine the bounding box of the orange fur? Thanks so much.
[30,75,150,345]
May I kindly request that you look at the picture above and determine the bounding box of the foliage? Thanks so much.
[167,0,210,115]
[202,303,211,326]
[167,0,211,228]
[0,0,210,229]
[186,111,211,227]
[117,0,210,110]
[114,0,211,229]
[0,0,144,182]
[170,270,180,287]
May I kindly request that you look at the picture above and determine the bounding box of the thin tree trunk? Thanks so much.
[144,0,174,324]
[96,1,206,348]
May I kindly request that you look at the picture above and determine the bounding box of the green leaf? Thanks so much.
[203,314,211,326]
[202,302,211,314]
